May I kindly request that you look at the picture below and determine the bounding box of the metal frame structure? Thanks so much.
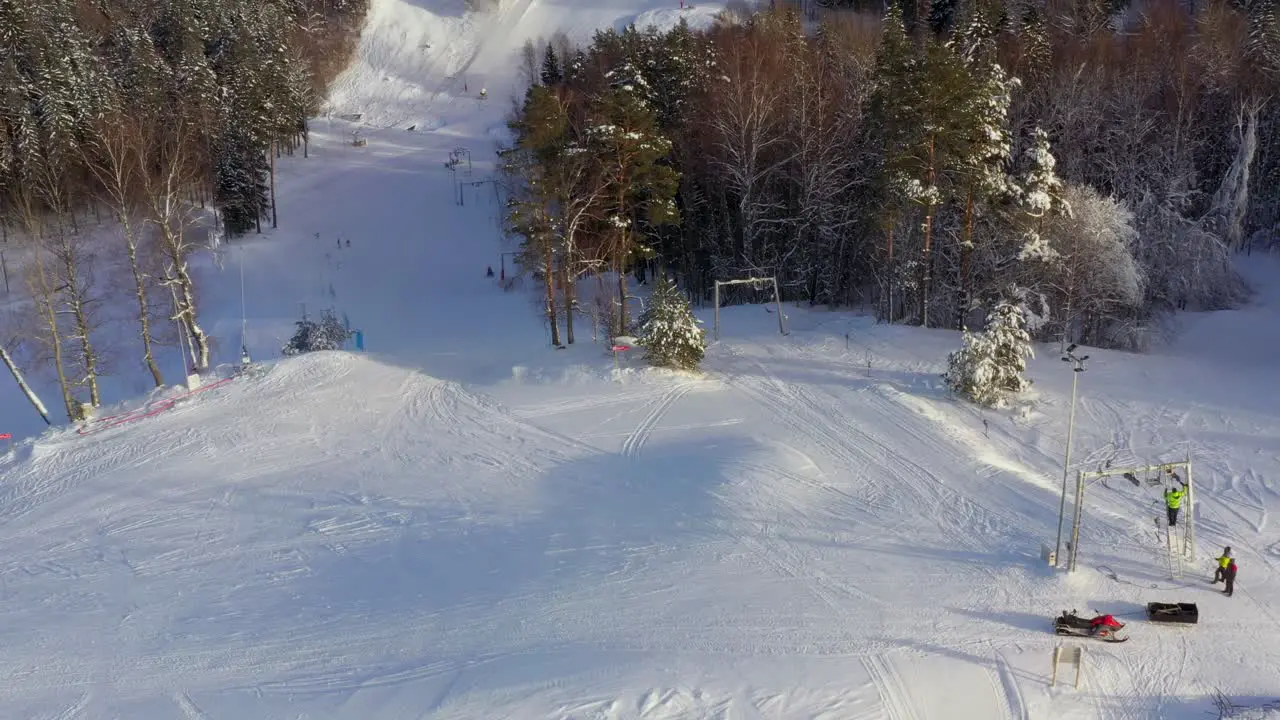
[1054,344,1089,567]
[445,147,472,205]
[713,276,786,340]
[1065,451,1195,573]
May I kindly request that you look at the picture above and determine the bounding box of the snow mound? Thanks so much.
[322,0,729,131]
[323,0,485,130]
[628,5,724,32]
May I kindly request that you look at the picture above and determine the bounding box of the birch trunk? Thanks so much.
[123,212,164,387]
[170,258,210,370]
[86,119,165,387]
[30,241,79,420]
[1203,99,1261,252]
[54,219,102,408]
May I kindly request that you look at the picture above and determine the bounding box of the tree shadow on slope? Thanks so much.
[947,606,1055,634]
[211,435,761,667]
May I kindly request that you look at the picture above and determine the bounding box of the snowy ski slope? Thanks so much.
[2,0,1280,717]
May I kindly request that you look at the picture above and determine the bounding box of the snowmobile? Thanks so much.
[1054,610,1130,643]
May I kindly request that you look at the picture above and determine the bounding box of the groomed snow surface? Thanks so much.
[3,0,1280,717]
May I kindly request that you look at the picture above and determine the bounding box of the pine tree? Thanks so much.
[504,85,573,347]
[943,300,1034,407]
[984,301,1034,392]
[636,275,705,370]
[215,127,269,235]
[587,77,680,336]
[1018,127,1066,219]
[540,45,562,86]
[1015,127,1069,263]
[647,18,715,133]
[949,3,1019,327]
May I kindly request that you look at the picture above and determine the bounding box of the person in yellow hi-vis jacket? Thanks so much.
[1213,547,1233,584]
[1164,476,1188,527]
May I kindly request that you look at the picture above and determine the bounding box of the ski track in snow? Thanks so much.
[510,388,656,419]
[173,691,211,720]
[993,650,1028,720]
[621,381,699,458]
[862,654,922,720]
[719,348,1036,561]
[45,694,89,720]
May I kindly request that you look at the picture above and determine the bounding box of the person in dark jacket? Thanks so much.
[1213,547,1232,583]
[1223,559,1238,597]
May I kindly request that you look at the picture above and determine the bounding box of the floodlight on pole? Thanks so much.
[1053,344,1089,568]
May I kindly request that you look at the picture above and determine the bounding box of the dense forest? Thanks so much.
[503,0,1279,350]
[0,0,367,420]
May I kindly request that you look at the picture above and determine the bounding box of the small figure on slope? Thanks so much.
[486,265,495,278]
[1213,546,1232,584]
[1164,471,1188,527]
[1223,558,1238,597]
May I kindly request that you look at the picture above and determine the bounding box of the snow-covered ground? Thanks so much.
[2,0,1280,717]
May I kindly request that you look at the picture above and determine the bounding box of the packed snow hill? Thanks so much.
[3,0,1280,717]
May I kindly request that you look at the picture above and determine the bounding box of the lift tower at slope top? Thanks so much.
[1057,446,1196,578]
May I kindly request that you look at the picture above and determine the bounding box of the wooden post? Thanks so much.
[1051,645,1083,688]
[772,277,787,336]
[714,281,721,340]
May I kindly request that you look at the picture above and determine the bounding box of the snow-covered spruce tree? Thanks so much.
[540,45,562,86]
[949,5,1019,328]
[943,300,1034,407]
[636,275,706,370]
[282,309,353,356]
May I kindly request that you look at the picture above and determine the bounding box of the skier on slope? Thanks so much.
[1213,546,1233,584]
[1164,471,1188,527]
[1223,558,1238,597]
[486,266,495,278]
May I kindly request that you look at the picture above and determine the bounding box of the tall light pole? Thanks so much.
[1054,343,1089,567]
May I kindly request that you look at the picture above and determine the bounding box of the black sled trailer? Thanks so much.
[1147,602,1198,624]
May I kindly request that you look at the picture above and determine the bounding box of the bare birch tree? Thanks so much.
[86,114,165,387]
[15,188,80,420]
[32,160,105,414]
[705,20,796,271]
[138,120,211,371]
